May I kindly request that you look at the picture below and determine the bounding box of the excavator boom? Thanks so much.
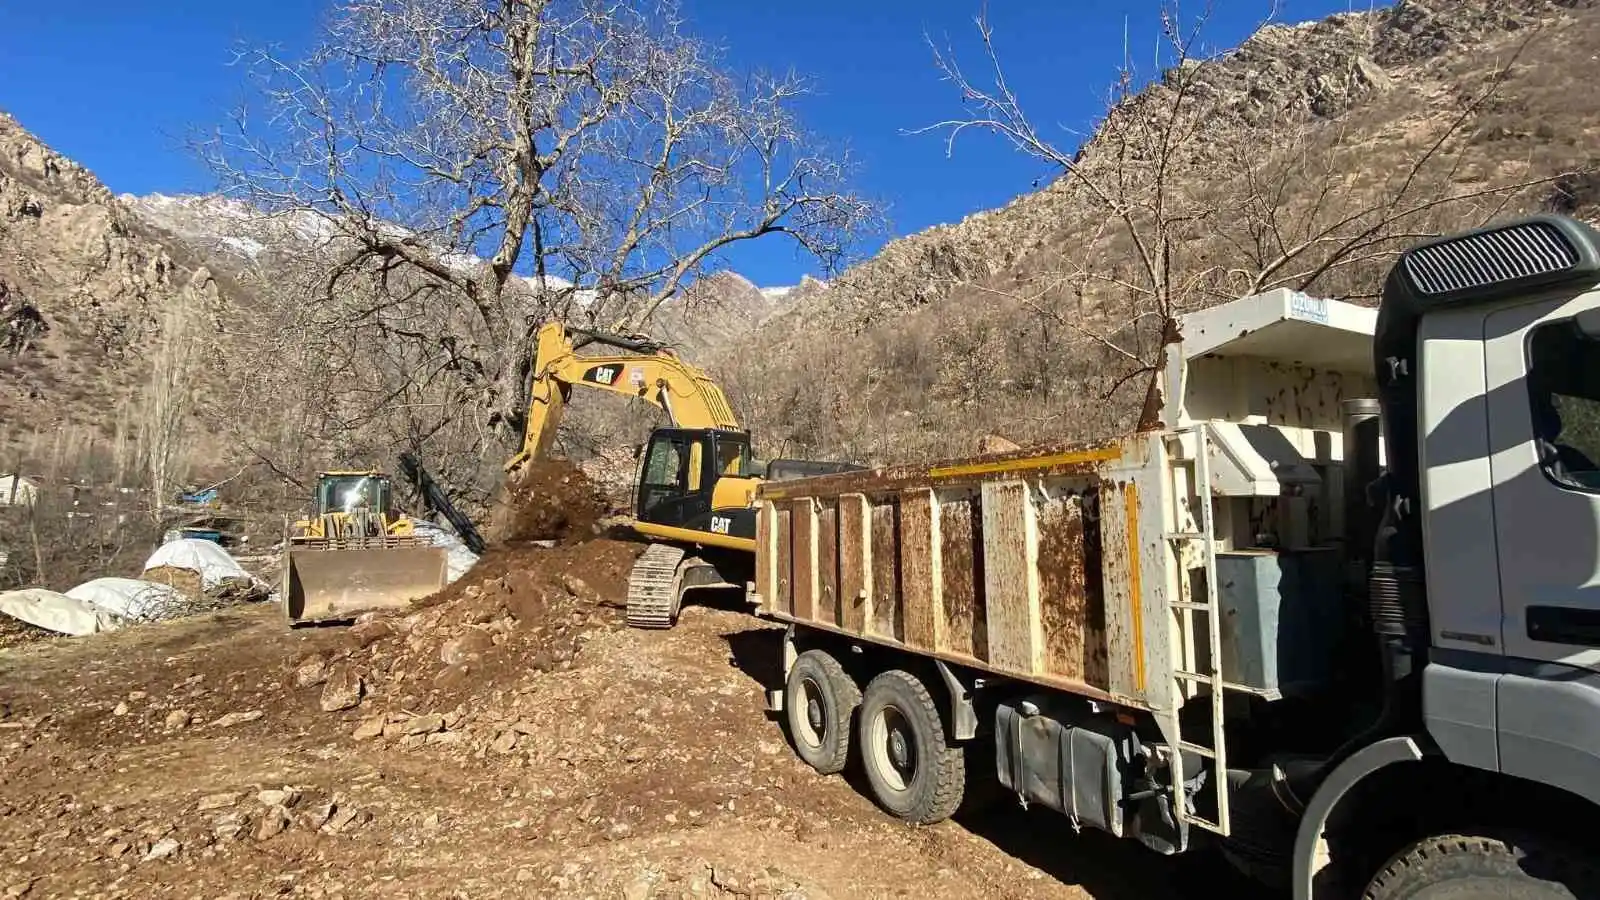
[506,321,742,475]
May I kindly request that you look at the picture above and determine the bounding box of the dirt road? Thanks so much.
[0,540,1266,900]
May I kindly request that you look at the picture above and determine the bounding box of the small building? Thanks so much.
[0,474,38,507]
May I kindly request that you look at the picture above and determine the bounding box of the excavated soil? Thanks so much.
[0,527,1266,899]
[489,460,611,544]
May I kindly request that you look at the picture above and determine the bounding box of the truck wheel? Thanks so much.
[1364,832,1598,899]
[857,669,965,825]
[785,650,860,775]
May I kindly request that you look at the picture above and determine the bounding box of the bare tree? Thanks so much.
[199,0,875,471]
[915,3,1569,428]
[139,282,205,513]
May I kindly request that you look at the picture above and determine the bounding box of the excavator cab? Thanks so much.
[635,427,758,542]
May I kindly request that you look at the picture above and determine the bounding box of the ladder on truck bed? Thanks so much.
[1161,422,1247,837]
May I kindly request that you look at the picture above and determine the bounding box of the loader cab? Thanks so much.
[315,472,395,517]
[635,427,755,538]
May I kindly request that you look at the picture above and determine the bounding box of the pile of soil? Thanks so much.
[487,459,611,544]
[286,538,645,728]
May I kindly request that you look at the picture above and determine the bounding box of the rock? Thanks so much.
[213,710,264,728]
[440,627,495,665]
[425,730,464,746]
[196,792,239,812]
[142,838,180,862]
[490,731,518,754]
[164,710,192,729]
[347,619,392,649]
[622,871,656,900]
[977,434,1022,454]
[511,721,538,736]
[292,654,330,688]
[324,806,369,834]
[302,801,336,831]
[560,573,593,598]
[1354,56,1394,91]
[255,805,292,841]
[127,691,148,701]
[3,878,36,899]
[352,714,386,741]
[256,788,300,809]
[402,714,444,736]
[319,666,365,712]
[212,811,248,842]
[112,702,129,717]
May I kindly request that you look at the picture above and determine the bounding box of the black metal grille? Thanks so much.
[1402,221,1579,296]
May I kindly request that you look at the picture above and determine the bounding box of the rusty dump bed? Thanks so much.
[753,434,1176,711]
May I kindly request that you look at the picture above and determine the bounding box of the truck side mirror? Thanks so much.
[632,443,645,460]
[1577,308,1600,340]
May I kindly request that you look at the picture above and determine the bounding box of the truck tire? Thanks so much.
[1364,832,1599,899]
[857,669,966,825]
[785,650,860,775]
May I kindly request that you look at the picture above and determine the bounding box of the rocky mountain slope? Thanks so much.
[717,0,1600,464]
[0,114,245,472]
[10,0,1600,481]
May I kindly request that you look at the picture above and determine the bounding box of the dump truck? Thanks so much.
[282,470,448,624]
[749,214,1600,898]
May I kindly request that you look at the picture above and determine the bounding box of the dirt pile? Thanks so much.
[488,459,612,544]
[284,538,644,737]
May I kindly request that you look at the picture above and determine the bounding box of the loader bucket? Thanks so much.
[282,541,449,624]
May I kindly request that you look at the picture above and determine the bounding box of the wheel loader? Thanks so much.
[281,470,449,625]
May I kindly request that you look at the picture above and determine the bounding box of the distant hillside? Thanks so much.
[0,113,241,476]
[719,0,1600,465]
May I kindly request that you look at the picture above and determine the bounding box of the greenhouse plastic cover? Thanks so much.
[66,577,188,623]
[0,588,122,636]
[142,539,252,590]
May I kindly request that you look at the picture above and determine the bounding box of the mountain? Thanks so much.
[718,0,1600,465]
[0,113,240,473]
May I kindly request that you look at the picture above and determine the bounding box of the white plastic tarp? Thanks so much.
[65,577,188,623]
[0,588,121,636]
[142,539,252,590]
[411,520,479,584]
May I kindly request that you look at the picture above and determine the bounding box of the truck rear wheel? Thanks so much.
[785,650,860,775]
[1364,832,1598,899]
[857,669,965,825]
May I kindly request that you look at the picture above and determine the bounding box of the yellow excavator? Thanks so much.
[280,469,449,624]
[507,321,861,628]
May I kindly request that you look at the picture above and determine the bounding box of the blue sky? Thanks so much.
[0,0,1382,287]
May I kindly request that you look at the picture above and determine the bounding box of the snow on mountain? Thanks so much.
[121,192,805,315]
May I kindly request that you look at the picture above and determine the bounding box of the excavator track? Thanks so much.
[626,543,686,629]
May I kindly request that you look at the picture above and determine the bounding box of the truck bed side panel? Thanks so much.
[939,493,985,658]
[755,437,1166,707]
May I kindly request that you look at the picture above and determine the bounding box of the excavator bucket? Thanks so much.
[282,538,448,624]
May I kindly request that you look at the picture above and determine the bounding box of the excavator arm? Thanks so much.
[505,321,742,474]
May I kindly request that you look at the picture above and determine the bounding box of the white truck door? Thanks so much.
[1484,293,1600,668]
